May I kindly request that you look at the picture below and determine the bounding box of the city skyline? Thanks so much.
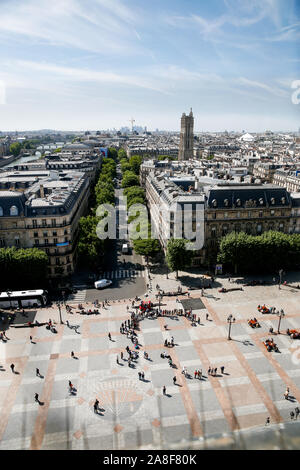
[0,0,299,132]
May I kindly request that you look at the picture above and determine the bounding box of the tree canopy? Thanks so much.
[217,231,300,273]
[166,239,192,278]
[121,171,139,188]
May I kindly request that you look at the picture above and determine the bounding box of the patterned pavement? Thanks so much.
[1,281,300,450]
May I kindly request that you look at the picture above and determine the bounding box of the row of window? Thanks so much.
[34,230,68,237]
[0,205,19,216]
[209,210,286,219]
[34,237,69,246]
[210,223,285,237]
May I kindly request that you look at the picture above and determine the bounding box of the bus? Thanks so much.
[0,290,48,309]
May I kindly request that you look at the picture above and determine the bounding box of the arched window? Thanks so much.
[10,205,18,216]
[0,206,3,216]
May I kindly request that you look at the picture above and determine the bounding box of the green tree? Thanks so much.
[133,238,161,264]
[121,171,139,188]
[166,239,192,279]
[77,216,104,269]
[10,142,22,157]
[118,148,127,160]
[129,155,142,175]
[108,147,118,161]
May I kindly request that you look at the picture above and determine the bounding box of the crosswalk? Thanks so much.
[67,290,87,303]
[100,270,145,279]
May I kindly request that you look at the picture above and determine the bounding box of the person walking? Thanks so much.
[71,351,75,359]
[208,366,211,376]
[138,372,141,380]
[295,407,300,419]
[36,368,40,377]
[121,351,123,361]
[265,417,270,426]
[35,393,39,404]
[206,313,209,321]
[284,388,290,400]
[194,370,197,379]
[290,411,295,420]
[163,385,166,395]
[94,399,99,413]
[108,332,112,341]
[10,363,15,374]
[221,366,225,374]
[30,335,33,343]
[173,376,177,385]
[214,367,217,376]
[198,369,202,380]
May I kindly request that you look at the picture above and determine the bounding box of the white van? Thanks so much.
[121,243,129,254]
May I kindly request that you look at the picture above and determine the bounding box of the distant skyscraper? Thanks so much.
[178,109,194,160]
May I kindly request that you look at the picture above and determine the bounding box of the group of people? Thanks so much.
[264,338,279,352]
[248,318,260,328]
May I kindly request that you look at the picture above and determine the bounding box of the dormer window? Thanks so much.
[212,199,217,208]
[0,206,3,216]
[259,198,264,205]
[10,205,18,216]
[236,199,241,207]
[281,197,286,205]
[224,199,229,207]
[271,198,275,205]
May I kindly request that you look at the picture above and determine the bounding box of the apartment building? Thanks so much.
[0,169,90,277]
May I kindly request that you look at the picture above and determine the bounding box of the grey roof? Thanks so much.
[0,191,26,216]
[206,185,291,209]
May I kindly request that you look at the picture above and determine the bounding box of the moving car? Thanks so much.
[94,279,112,289]
[122,243,129,254]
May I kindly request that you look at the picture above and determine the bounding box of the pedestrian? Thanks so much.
[194,370,197,379]
[35,393,39,403]
[221,366,225,374]
[138,372,141,380]
[284,388,289,400]
[295,407,300,419]
[121,351,123,360]
[116,355,119,365]
[94,399,99,413]
[142,372,145,380]
[36,368,40,377]
[71,351,74,359]
[198,369,202,380]
[173,376,176,385]
[206,313,209,321]
[208,366,211,376]
[10,363,15,374]
[30,335,33,343]
[214,367,217,376]
[201,288,204,297]
[108,332,111,341]
[290,411,295,420]
[265,417,270,426]
[163,385,166,395]
[69,380,73,391]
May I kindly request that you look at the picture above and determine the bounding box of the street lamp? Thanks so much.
[158,293,163,310]
[6,290,12,310]
[56,301,63,325]
[277,309,285,334]
[278,269,283,290]
[227,314,235,340]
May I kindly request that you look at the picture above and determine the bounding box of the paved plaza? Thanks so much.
[1,277,300,450]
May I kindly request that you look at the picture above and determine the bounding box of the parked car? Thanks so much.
[94,279,112,289]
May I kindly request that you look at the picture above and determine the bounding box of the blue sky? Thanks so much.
[0,0,299,132]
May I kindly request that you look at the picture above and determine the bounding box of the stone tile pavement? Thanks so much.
[0,280,299,449]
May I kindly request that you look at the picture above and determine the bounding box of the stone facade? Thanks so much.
[178,109,194,161]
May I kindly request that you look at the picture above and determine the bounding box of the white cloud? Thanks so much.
[13,60,167,93]
[236,77,288,98]
[0,0,141,54]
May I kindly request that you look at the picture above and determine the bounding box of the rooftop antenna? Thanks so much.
[129,118,135,133]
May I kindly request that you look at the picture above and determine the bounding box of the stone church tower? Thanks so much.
[178,108,194,161]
